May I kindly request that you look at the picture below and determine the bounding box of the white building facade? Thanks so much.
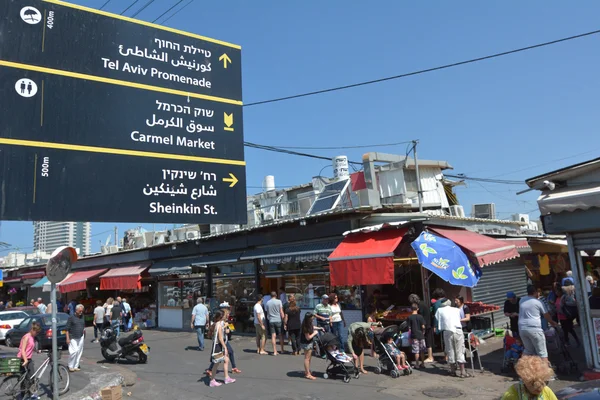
[33,221,91,255]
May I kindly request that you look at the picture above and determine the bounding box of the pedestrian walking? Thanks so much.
[66,304,85,372]
[314,294,332,333]
[92,300,105,343]
[301,313,323,380]
[329,293,346,342]
[207,310,235,387]
[190,298,209,351]
[206,303,241,376]
[557,285,580,347]
[265,291,285,355]
[121,298,132,332]
[284,297,302,355]
[253,295,267,355]
[436,298,467,377]
[408,294,434,363]
[519,285,558,362]
[36,298,47,314]
[111,300,122,338]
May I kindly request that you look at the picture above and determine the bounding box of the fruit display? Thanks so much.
[465,301,500,315]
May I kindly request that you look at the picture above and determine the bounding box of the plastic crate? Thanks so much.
[0,357,21,374]
[494,328,506,337]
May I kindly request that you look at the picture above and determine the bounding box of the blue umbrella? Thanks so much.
[411,231,480,288]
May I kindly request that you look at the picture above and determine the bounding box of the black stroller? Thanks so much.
[317,332,359,383]
[373,324,412,378]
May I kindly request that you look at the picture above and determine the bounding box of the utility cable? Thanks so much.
[119,0,140,15]
[244,29,600,107]
[160,0,194,24]
[130,0,156,18]
[99,0,112,10]
[271,140,416,150]
[152,0,185,23]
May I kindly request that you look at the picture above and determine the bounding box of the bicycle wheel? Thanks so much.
[0,375,22,399]
[50,364,70,396]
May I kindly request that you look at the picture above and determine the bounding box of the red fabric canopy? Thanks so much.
[21,271,45,280]
[429,227,520,267]
[3,277,22,283]
[58,269,107,293]
[328,228,407,286]
[100,266,148,290]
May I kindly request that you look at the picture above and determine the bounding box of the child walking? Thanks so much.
[408,303,427,368]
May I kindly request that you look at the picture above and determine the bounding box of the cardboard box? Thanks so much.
[101,385,122,400]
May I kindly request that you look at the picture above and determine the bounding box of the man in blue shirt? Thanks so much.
[121,298,132,332]
[68,300,77,316]
[190,298,209,351]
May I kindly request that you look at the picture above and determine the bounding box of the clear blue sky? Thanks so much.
[1,0,598,255]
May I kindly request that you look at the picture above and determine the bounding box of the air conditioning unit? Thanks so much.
[472,203,496,219]
[262,211,275,222]
[449,205,465,217]
[186,231,199,240]
[511,213,530,224]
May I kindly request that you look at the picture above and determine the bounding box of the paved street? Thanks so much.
[71,327,585,400]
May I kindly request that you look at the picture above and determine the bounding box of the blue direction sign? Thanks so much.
[0,0,246,224]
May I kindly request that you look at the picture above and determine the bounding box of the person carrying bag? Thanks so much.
[207,310,235,387]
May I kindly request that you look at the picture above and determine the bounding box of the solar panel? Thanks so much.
[307,179,353,215]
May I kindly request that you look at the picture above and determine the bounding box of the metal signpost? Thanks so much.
[0,0,246,397]
[0,0,246,224]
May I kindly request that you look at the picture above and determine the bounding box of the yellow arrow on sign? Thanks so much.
[223,173,238,188]
[219,53,232,69]
[224,113,234,131]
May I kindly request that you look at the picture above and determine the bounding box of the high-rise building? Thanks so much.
[33,222,92,255]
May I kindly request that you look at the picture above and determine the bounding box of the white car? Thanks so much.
[0,311,29,341]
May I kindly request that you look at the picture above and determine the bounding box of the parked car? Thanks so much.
[556,380,600,399]
[10,306,41,316]
[5,313,69,350]
[0,311,30,341]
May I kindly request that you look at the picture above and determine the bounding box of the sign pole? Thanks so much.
[51,282,59,400]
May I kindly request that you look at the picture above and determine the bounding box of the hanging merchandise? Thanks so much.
[538,254,550,276]
[411,231,480,288]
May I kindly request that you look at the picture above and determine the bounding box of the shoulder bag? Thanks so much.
[211,322,225,363]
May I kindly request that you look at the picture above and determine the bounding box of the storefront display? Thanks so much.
[212,262,256,334]
[158,275,206,329]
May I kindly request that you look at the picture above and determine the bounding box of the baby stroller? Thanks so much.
[373,325,412,378]
[318,332,359,383]
[545,327,578,375]
[501,334,521,373]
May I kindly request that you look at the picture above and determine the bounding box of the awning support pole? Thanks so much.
[421,266,431,306]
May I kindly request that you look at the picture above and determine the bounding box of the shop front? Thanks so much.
[526,157,600,370]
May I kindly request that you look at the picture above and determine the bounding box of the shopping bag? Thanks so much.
[127,319,133,330]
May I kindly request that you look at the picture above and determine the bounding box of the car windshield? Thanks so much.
[0,312,27,321]
[42,314,68,326]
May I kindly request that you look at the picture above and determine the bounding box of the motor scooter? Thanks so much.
[100,325,149,363]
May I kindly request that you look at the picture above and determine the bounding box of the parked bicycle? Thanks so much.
[0,350,70,399]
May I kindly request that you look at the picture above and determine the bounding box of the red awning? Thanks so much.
[100,265,148,290]
[429,227,520,267]
[3,277,22,283]
[58,269,107,293]
[328,228,407,286]
[21,271,46,280]
[499,238,531,252]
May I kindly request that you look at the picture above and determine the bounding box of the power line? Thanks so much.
[244,29,600,108]
[99,0,112,10]
[160,0,194,24]
[445,174,523,185]
[130,0,156,18]
[272,140,416,150]
[120,0,140,15]
[152,0,185,23]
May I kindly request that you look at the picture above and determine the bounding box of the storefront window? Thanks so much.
[283,274,330,309]
[159,282,182,308]
[211,277,256,334]
[332,285,362,310]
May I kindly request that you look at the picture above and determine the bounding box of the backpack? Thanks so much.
[561,296,578,319]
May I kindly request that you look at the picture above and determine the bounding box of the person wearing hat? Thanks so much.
[504,291,520,336]
[314,294,332,333]
[206,302,241,377]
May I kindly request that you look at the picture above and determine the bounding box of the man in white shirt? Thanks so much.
[435,299,467,377]
[190,298,209,351]
[253,295,267,355]
[93,300,106,343]
[37,298,47,314]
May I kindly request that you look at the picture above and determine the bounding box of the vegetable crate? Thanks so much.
[0,357,21,374]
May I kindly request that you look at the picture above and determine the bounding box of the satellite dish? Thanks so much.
[46,246,77,284]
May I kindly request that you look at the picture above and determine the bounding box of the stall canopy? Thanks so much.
[148,257,200,277]
[537,184,600,215]
[58,268,107,293]
[328,228,408,286]
[21,271,45,280]
[429,227,520,268]
[100,265,148,290]
[240,239,341,264]
[31,276,49,288]
[3,277,22,284]
[193,252,243,267]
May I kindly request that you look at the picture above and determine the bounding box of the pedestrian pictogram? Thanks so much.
[224,113,234,131]
[15,78,38,97]
[20,6,41,24]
